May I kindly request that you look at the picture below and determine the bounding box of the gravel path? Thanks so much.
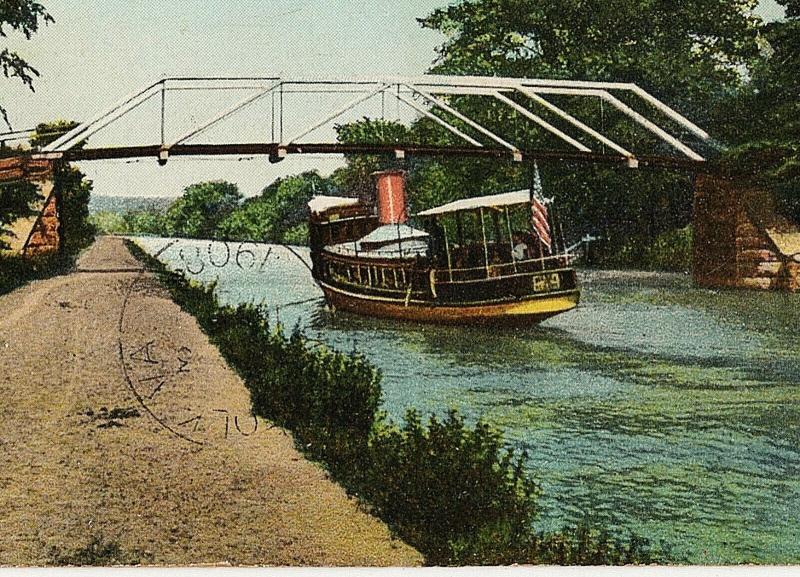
[0,236,421,566]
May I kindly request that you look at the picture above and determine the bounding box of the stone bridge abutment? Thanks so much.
[0,156,60,256]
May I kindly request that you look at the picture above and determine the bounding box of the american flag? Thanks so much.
[530,163,552,251]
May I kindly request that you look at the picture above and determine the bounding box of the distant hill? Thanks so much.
[89,195,175,214]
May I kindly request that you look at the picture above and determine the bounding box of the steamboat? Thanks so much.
[308,170,579,324]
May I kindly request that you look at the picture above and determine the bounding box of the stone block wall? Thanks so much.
[0,156,60,257]
[694,173,800,292]
[22,182,60,256]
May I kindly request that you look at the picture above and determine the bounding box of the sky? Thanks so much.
[5,0,447,198]
[3,0,789,199]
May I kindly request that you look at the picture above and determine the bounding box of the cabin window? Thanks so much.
[392,268,398,289]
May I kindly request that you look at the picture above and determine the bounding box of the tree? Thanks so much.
[55,162,95,255]
[413,0,765,262]
[717,1,800,221]
[218,171,333,244]
[0,3,53,251]
[420,0,761,120]
[29,119,80,149]
[165,181,242,239]
[1,1,53,129]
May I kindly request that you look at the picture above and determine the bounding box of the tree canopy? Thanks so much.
[715,1,800,219]
[165,181,243,240]
[419,0,761,121]
[217,171,333,244]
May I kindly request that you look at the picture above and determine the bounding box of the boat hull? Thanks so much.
[320,281,580,325]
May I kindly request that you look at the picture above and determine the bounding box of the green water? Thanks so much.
[138,237,800,563]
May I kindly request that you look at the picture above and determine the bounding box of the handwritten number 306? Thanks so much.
[179,242,263,272]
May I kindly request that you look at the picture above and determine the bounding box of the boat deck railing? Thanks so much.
[433,253,573,283]
[319,248,574,294]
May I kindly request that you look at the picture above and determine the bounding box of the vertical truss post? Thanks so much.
[279,84,284,143]
[280,84,388,147]
[166,81,282,149]
[527,87,704,161]
[271,90,276,142]
[160,81,167,147]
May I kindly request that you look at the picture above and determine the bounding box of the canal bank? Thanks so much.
[136,235,800,564]
[0,236,421,565]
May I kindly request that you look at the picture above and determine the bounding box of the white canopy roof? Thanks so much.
[358,224,429,245]
[326,224,429,259]
[307,195,360,214]
[416,189,531,217]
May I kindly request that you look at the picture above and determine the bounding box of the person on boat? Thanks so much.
[512,232,529,261]
[428,219,448,267]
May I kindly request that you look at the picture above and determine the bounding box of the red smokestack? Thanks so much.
[373,170,407,224]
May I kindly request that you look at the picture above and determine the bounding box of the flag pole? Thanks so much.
[531,162,546,270]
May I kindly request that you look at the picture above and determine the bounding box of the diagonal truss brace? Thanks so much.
[392,91,483,148]
[44,80,165,153]
[492,91,591,153]
[35,74,709,170]
[405,83,522,160]
[279,83,388,147]
[527,86,704,161]
[166,81,283,150]
[515,87,634,158]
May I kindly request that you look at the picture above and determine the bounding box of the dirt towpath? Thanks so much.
[0,236,421,566]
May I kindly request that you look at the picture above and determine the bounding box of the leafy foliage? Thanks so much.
[716,4,800,221]
[365,409,539,565]
[218,171,331,244]
[29,119,81,149]
[419,0,759,115]
[55,162,96,255]
[0,0,53,128]
[97,172,331,247]
[165,181,242,239]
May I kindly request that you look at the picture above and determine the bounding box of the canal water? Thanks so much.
[136,236,800,564]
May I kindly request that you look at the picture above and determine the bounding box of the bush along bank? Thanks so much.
[126,239,656,566]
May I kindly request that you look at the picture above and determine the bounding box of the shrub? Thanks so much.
[364,409,539,565]
[48,536,147,566]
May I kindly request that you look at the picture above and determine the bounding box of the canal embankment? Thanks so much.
[0,236,422,565]
[127,237,656,566]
